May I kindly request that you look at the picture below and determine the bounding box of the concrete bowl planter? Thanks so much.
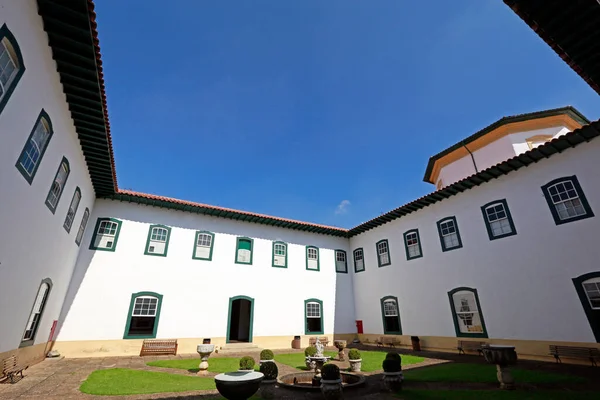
[320,378,343,400]
[348,358,362,372]
[215,371,264,400]
[382,371,404,392]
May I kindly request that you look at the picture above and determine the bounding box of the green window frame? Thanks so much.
[437,216,463,252]
[272,241,288,268]
[63,187,81,233]
[572,271,600,343]
[0,24,26,116]
[144,224,171,257]
[75,208,90,246]
[403,229,423,260]
[123,291,163,339]
[89,217,122,252]
[304,298,324,335]
[481,199,517,241]
[192,230,215,261]
[45,157,70,214]
[235,237,254,265]
[353,248,365,273]
[542,176,594,225]
[335,249,348,273]
[226,295,255,343]
[380,295,402,334]
[306,246,320,271]
[20,278,52,348]
[15,110,53,184]
[376,239,391,267]
[448,287,488,339]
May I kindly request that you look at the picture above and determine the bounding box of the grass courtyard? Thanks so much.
[147,356,259,373]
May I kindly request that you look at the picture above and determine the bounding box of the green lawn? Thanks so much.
[396,390,595,400]
[358,351,425,372]
[403,363,585,384]
[274,351,338,370]
[80,368,216,395]
[147,357,258,373]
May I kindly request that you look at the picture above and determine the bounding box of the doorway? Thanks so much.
[227,296,254,343]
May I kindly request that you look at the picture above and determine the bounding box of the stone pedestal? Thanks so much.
[334,340,347,361]
[197,344,215,376]
[497,364,515,390]
[482,345,517,390]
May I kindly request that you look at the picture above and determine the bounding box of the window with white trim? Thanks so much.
[353,248,365,272]
[451,290,484,334]
[21,279,51,346]
[273,241,287,268]
[306,246,319,271]
[75,208,90,246]
[481,199,516,240]
[45,158,70,213]
[305,301,322,333]
[127,295,159,337]
[145,225,170,256]
[382,297,401,334]
[335,250,347,273]
[547,180,586,220]
[0,24,25,114]
[90,218,122,251]
[583,278,600,310]
[193,231,214,260]
[63,188,81,233]
[17,112,53,182]
[438,217,461,251]
[236,238,253,264]
[404,230,422,260]
[376,239,390,267]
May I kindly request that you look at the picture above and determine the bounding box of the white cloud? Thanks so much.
[335,200,351,215]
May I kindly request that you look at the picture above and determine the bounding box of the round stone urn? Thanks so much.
[348,358,362,372]
[196,344,215,375]
[482,345,518,390]
[215,371,264,400]
[320,378,343,400]
[334,340,347,361]
[382,371,404,392]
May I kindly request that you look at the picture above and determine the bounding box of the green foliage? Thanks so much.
[260,349,274,360]
[385,352,402,363]
[382,358,401,373]
[321,363,341,380]
[239,356,256,370]
[305,346,317,357]
[259,361,278,380]
[348,349,361,360]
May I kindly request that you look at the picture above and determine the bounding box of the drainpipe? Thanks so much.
[462,142,478,174]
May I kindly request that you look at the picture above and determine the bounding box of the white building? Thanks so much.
[1,0,600,366]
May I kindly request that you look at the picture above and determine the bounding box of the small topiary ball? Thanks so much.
[382,358,401,373]
[239,356,256,370]
[259,360,279,380]
[348,349,361,360]
[305,346,317,357]
[385,352,401,363]
[321,363,341,380]
[260,349,274,360]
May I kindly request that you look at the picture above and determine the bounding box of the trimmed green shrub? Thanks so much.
[305,346,317,357]
[259,360,278,380]
[385,352,401,363]
[260,349,274,360]
[348,349,361,360]
[321,363,341,380]
[382,358,401,373]
[239,356,255,370]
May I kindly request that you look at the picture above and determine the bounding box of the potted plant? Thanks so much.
[305,346,317,370]
[320,363,343,400]
[381,353,403,392]
[348,349,362,372]
[258,361,278,399]
[259,349,274,366]
[239,356,256,372]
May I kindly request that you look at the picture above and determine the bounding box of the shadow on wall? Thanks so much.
[333,263,358,339]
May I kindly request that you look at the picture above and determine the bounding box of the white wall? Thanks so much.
[0,0,95,353]
[56,200,355,343]
[351,136,600,343]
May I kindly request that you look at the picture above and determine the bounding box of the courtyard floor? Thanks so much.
[0,345,598,399]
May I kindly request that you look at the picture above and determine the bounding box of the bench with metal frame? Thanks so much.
[549,345,599,367]
[1,355,28,383]
[457,340,485,355]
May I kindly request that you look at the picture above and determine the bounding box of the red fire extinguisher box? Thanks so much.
[355,320,363,334]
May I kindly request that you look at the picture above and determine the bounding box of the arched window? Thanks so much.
[20,279,52,347]
[448,287,488,338]
[437,216,462,251]
[306,246,320,271]
[272,241,287,268]
[353,248,365,272]
[335,250,347,273]
[144,225,171,256]
[573,272,600,343]
[63,187,82,233]
[90,217,122,251]
[123,292,163,339]
[480,199,517,240]
[16,110,53,183]
[45,157,70,213]
[403,229,422,260]
[75,208,90,246]
[193,231,215,261]
[376,239,391,267]
[380,296,402,334]
[0,24,26,116]
[542,176,594,225]
[304,299,323,334]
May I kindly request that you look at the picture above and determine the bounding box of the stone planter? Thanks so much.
[259,379,277,399]
[215,371,264,400]
[320,378,343,400]
[482,345,518,390]
[334,340,347,361]
[382,371,403,392]
[348,358,362,372]
[196,344,215,375]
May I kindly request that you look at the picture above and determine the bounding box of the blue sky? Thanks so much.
[95,0,600,229]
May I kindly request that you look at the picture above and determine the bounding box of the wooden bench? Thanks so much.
[457,340,485,355]
[308,336,330,347]
[2,355,28,383]
[549,345,600,366]
[377,336,401,348]
[139,339,178,356]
